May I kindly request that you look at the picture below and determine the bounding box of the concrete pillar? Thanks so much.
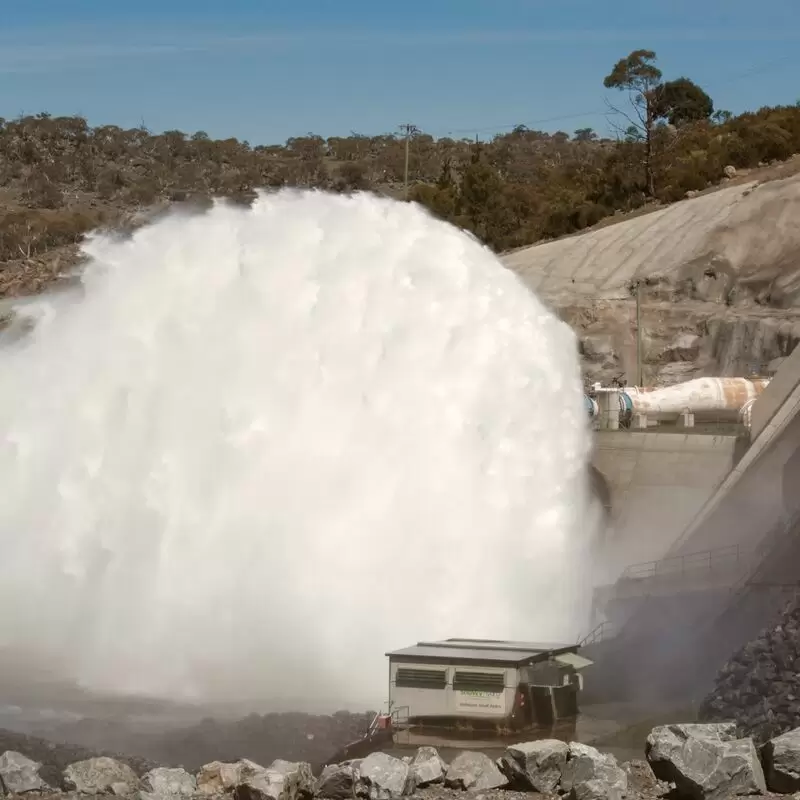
[633,412,648,429]
[679,407,695,428]
[597,391,620,430]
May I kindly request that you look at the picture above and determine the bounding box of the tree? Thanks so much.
[574,128,598,142]
[652,78,714,126]
[603,49,663,196]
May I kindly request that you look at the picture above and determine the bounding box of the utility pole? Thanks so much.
[635,280,643,388]
[400,123,418,200]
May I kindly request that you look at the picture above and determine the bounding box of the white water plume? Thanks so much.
[0,191,595,709]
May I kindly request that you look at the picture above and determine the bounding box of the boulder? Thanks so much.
[233,760,314,800]
[0,751,49,793]
[763,726,800,793]
[315,761,357,800]
[197,761,246,794]
[561,743,627,800]
[724,165,737,179]
[63,756,140,795]
[444,751,507,792]
[621,760,670,797]
[142,767,196,798]
[409,747,446,787]
[500,739,568,792]
[646,724,766,800]
[356,752,412,799]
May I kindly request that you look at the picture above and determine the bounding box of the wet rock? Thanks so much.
[231,759,314,800]
[142,767,197,798]
[410,748,446,788]
[197,761,238,794]
[763,726,800,793]
[63,756,140,795]
[0,750,49,793]
[266,760,314,800]
[622,760,670,797]
[444,752,507,792]
[315,761,357,800]
[561,743,626,800]
[646,724,765,800]
[356,752,412,799]
[700,599,800,744]
[197,761,257,794]
[499,739,568,792]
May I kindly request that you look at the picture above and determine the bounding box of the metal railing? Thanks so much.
[619,543,749,582]
[578,620,615,647]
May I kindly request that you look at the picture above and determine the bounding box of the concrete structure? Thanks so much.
[591,430,744,572]
[386,639,591,729]
[584,344,800,703]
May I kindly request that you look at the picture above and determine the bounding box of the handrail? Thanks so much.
[619,543,749,581]
[578,620,614,647]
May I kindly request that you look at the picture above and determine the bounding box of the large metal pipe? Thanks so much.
[586,377,770,424]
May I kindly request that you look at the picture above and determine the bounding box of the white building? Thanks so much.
[386,638,593,730]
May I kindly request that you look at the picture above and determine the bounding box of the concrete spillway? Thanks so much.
[585,343,800,703]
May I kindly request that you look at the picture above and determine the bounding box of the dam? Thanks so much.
[582,344,800,703]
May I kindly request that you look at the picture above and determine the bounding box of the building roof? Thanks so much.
[386,638,579,666]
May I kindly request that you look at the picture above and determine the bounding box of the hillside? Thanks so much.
[503,161,800,386]
[2,49,800,384]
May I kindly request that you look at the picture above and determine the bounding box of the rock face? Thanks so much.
[700,598,800,743]
[444,751,507,791]
[314,762,356,800]
[561,742,627,800]
[356,752,413,799]
[409,747,446,788]
[646,723,766,800]
[63,756,140,795]
[0,750,49,793]
[503,171,800,385]
[142,767,196,798]
[762,726,800,793]
[499,739,568,792]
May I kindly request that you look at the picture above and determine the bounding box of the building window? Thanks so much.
[395,668,447,689]
[453,670,505,693]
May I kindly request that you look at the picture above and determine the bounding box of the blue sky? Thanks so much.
[1,0,799,145]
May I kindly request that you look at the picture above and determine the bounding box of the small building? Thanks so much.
[386,638,593,731]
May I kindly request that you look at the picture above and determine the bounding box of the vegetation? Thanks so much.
[1,48,799,288]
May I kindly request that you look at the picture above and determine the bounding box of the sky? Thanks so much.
[1,0,799,145]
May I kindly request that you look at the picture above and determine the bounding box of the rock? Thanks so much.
[410,747,446,787]
[500,739,568,792]
[561,743,626,800]
[315,762,356,800]
[142,767,196,798]
[764,726,800,792]
[356,752,412,799]
[197,761,246,794]
[232,759,314,800]
[622,760,670,797]
[444,752,507,792]
[64,756,140,795]
[686,190,700,199]
[0,751,49,793]
[266,760,314,800]
[646,724,766,800]
[724,165,737,178]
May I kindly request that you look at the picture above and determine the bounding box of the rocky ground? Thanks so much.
[3,721,800,800]
[700,597,800,745]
